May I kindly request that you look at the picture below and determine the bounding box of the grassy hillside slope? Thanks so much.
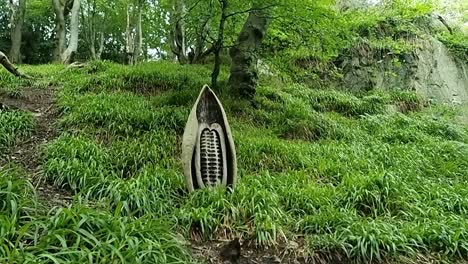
[0,60,467,263]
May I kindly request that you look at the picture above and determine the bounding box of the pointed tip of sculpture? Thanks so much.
[200,84,215,96]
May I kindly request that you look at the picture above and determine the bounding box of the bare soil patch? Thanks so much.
[191,236,312,264]
[0,86,72,206]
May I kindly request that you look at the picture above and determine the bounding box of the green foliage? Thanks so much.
[77,61,215,94]
[0,0,466,261]
[0,165,191,263]
[0,203,193,263]
[0,165,38,259]
[2,53,468,263]
[100,167,186,216]
[266,0,436,86]
[438,31,468,59]
[14,207,192,264]
[60,92,188,136]
[43,129,179,190]
[43,135,110,191]
[0,71,28,94]
[0,165,36,218]
[0,110,34,151]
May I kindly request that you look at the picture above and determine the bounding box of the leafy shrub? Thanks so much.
[279,113,345,141]
[236,134,312,172]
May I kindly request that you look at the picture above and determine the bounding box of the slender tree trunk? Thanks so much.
[228,6,271,99]
[90,37,96,59]
[133,4,142,64]
[87,0,103,60]
[61,0,81,64]
[96,32,104,59]
[125,1,144,65]
[176,0,186,61]
[84,0,96,59]
[436,14,453,34]
[52,0,66,62]
[211,0,228,89]
[82,0,104,60]
[9,0,27,64]
[89,14,96,59]
[125,4,134,65]
[169,0,187,64]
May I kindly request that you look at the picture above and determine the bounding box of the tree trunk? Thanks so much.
[436,14,453,34]
[90,37,96,59]
[87,2,97,59]
[211,0,228,89]
[132,4,143,64]
[169,0,187,64]
[125,4,134,65]
[52,0,66,62]
[82,0,105,60]
[125,1,144,65]
[9,0,27,64]
[228,6,270,100]
[61,0,81,64]
[88,11,96,59]
[96,32,104,59]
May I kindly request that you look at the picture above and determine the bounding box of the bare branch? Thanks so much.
[436,13,453,35]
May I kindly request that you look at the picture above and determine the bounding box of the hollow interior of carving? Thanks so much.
[195,124,227,187]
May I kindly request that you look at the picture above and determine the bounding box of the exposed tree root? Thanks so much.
[0,51,31,78]
[66,61,87,69]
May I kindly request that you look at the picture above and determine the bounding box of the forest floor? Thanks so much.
[0,86,72,206]
[0,87,336,264]
[0,71,307,264]
[1,62,468,263]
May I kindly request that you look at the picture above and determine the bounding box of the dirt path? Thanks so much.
[191,236,312,264]
[0,87,72,206]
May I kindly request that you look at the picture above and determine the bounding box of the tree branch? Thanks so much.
[176,0,203,23]
[436,14,453,35]
[225,4,275,19]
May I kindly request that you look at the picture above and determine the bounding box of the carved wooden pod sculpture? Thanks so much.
[182,85,237,192]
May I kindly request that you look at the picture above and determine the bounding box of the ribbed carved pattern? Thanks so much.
[200,128,223,186]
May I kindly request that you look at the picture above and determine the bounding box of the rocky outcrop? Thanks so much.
[338,37,468,104]
[414,39,468,104]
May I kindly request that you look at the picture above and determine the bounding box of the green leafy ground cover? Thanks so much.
[0,60,467,263]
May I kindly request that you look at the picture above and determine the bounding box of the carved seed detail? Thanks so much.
[200,128,223,186]
[195,123,227,188]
